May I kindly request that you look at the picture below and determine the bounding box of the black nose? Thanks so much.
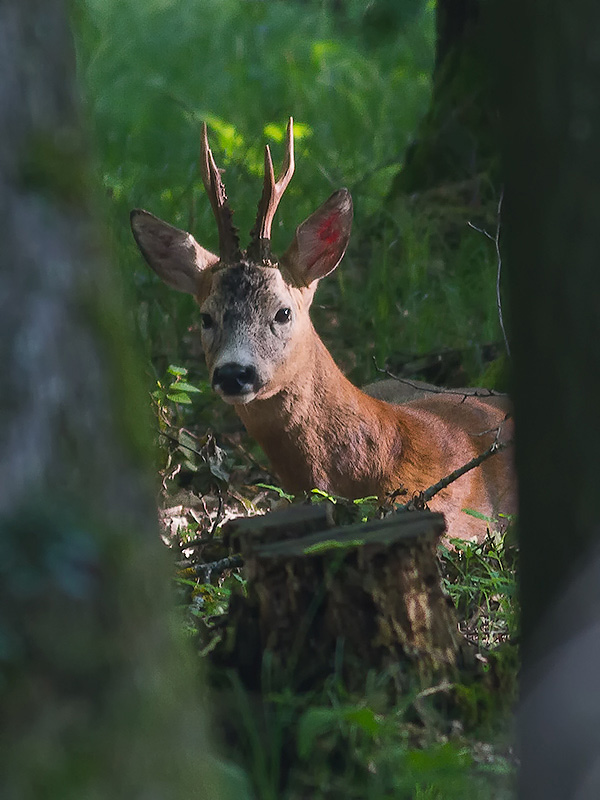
[212,363,258,396]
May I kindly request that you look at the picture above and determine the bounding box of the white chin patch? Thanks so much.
[216,390,257,405]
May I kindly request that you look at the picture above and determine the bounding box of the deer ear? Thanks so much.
[130,209,219,294]
[281,189,353,286]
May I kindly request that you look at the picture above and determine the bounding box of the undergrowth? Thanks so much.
[166,415,518,799]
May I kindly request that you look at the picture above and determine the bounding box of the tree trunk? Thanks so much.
[494,1,600,797]
[0,2,245,797]
[390,0,497,200]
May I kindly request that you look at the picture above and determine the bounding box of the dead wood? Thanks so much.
[212,503,463,692]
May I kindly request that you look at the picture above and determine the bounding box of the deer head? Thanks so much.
[130,118,353,404]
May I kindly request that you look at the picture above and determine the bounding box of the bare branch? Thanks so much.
[395,437,512,510]
[373,360,505,399]
[178,555,244,583]
[468,191,511,357]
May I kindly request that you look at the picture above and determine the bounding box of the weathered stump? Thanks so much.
[214,503,462,692]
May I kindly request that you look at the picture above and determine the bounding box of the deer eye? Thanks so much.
[274,307,291,324]
[200,313,214,329]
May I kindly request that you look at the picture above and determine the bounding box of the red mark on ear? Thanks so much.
[317,212,341,245]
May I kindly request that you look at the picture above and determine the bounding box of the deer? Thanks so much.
[130,118,514,542]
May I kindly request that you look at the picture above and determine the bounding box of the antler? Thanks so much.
[247,117,295,264]
[200,123,242,263]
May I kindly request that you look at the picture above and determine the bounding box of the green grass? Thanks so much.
[440,525,519,650]
[217,662,516,799]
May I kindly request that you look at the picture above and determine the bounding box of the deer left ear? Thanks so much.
[281,189,353,287]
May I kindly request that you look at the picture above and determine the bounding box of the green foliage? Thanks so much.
[328,195,506,384]
[440,524,519,649]
[153,363,205,409]
[222,673,515,799]
[73,0,441,378]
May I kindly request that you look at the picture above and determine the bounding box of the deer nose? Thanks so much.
[212,363,258,396]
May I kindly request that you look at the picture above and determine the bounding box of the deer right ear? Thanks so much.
[130,209,219,294]
[281,188,353,287]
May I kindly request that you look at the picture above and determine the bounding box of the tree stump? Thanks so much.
[214,503,462,692]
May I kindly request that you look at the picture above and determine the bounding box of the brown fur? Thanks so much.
[235,324,514,542]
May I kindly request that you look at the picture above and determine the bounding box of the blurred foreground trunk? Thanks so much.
[495,1,600,797]
[0,3,244,797]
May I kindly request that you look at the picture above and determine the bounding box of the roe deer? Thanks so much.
[131,118,514,541]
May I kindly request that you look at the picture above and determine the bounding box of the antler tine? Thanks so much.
[248,117,295,264]
[200,123,242,263]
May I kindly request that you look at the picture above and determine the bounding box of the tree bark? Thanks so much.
[0,2,244,797]
[216,504,462,693]
[494,1,600,797]
[390,0,497,199]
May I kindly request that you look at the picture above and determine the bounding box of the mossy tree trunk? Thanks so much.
[390,0,497,201]
[494,1,600,796]
[0,3,241,797]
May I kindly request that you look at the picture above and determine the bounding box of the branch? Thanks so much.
[373,360,505,400]
[178,555,243,582]
[396,437,512,510]
[468,191,511,357]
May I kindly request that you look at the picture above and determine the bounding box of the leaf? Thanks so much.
[263,122,285,142]
[341,706,382,737]
[297,708,339,760]
[297,705,381,760]
[310,488,337,503]
[167,364,188,376]
[353,495,378,504]
[292,122,312,140]
[462,508,492,521]
[167,392,191,404]
[303,538,364,555]
[209,462,230,482]
[205,115,244,158]
[255,482,295,501]
[204,754,254,800]
[172,381,202,393]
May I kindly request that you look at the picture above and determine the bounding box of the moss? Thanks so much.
[454,644,518,731]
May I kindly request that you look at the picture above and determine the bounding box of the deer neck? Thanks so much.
[235,328,405,498]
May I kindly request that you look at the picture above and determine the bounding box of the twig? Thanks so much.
[158,427,206,459]
[470,414,512,437]
[415,680,455,699]
[373,360,504,399]
[494,193,510,357]
[412,680,456,727]
[468,191,511,357]
[208,487,224,538]
[179,555,243,582]
[396,438,512,510]
[221,431,271,474]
